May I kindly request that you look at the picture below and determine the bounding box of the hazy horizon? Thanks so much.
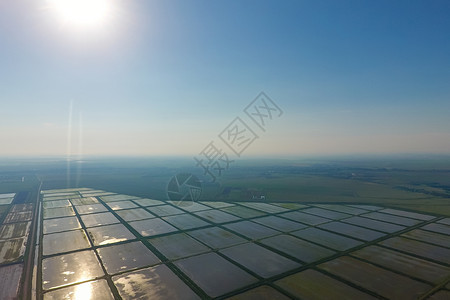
[1,1,449,157]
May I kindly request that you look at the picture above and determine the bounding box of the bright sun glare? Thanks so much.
[47,0,113,30]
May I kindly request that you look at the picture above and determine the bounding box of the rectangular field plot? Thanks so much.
[100,195,139,202]
[261,234,335,263]
[292,227,363,251]
[86,224,136,246]
[380,236,450,264]
[112,264,200,299]
[351,245,450,284]
[252,215,307,232]
[361,212,422,226]
[438,218,450,226]
[43,229,91,256]
[421,223,450,235]
[239,203,288,213]
[70,197,99,206]
[149,233,210,260]
[174,202,210,212]
[146,205,185,217]
[280,211,330,225]
[80,212,120,228]
[0,197,14,205]
[0,238,26,264]
[314,204,369,215]
[41,189,83,195]
[42,200,72,209]
[220,206,267,218]
[224,221,280,240]
[379,208,435,221]
[3,211,32,223]
[42,250,104,290]
[43,207,76,219]
[0,264,24,300]
[0,193,15,199]
[200,201,235,209]
[0,222,30,240]
[75,204,108,215]
[174,252,257,298]
[271,203,309,210]
[402,229,450,248]
[106,201,139,211]
[129,218,177,237]
[230,285,291,300]
[220,243,301,278]
[115,208,154,221]
[43,217,81,234]
[319,221,386,241]
[79,190,112,196]
[194,209,239,223]
[276,269,377,300]
[43,279,114,300]
[188,227,247,249]
[97,241,160,274]
[342,216,406,233]
[319,256,431,299]
[10,204,33,213]
[429,290,450,299]
[133,198,165,207]
[301,207,351,220]
[162,213,210,230]
[348,205,382,211]
[43,193,81,202]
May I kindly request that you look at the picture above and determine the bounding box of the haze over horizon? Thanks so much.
[1,1,449,157]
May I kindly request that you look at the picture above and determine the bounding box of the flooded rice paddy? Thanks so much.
[0,188,449,299]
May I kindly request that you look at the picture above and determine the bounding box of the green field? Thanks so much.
[218,174,450,216]
[1,156,449,216]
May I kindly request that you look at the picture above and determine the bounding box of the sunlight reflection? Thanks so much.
[46,0,114,30]
[73,281,93,300]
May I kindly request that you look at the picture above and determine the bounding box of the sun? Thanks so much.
[47,0,113,30]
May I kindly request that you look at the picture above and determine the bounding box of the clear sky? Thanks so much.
[1,0,449,157]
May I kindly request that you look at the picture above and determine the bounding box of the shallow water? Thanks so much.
[188,226,247,249]
[97,241,160,274]
[175,252,257,298]
[129,218,177,237]
[86,223,136,246]
[220,242,301,278]
[149,233,210,260]
[224,221,280,239]
[42,250,104,290]
[162,213,209,230]
[43,279,114,300]
[261,234,335,263]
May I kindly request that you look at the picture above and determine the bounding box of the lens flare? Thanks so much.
[47,0,112,30]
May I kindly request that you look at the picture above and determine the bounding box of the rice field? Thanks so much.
[1,188,450,299]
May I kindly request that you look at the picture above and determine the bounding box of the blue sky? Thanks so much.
[0,0,449,156]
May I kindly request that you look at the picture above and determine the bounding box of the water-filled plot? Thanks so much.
[175,252,257,298]
[129,218,177,237]
[149,233,210,260]
[220,242,301,278]
[97,241,160,274]
[162,213,210,230]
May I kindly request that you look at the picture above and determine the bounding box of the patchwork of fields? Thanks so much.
[1,188,449,299]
